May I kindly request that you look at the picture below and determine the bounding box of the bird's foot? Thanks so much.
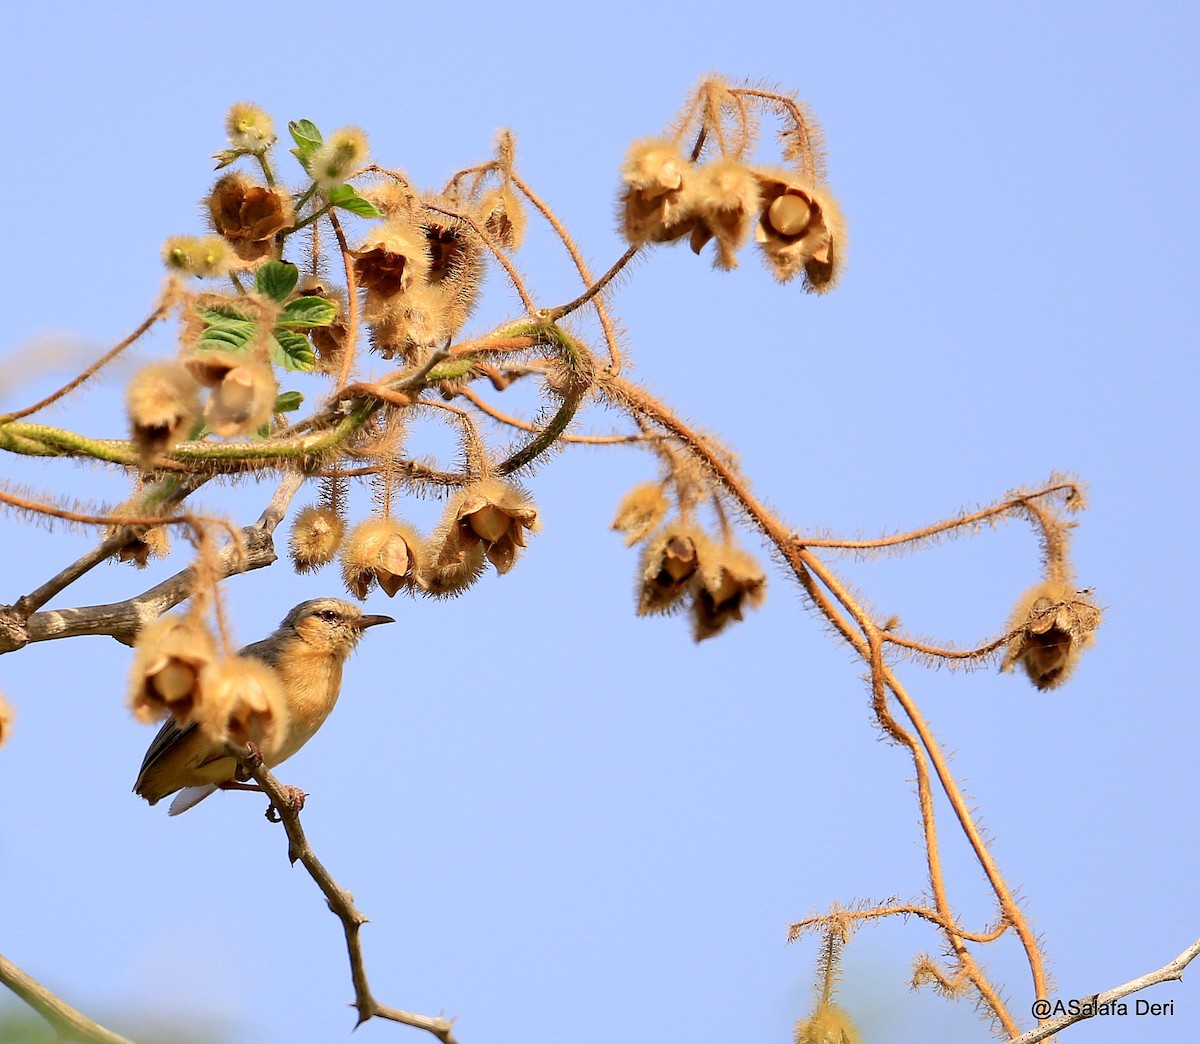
[265,785,308,822]
[235,741,264,781]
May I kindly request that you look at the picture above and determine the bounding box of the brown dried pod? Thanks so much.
[340,517,425,599]
[691,545,767,642]
[106,498,170,568]
[126,362,202,466]
[289,505,346,574]
[478,183,527,250]
[185,350,278,438]
[352,216,430,312]
[127,615,217,725]
[438,477,540,576]
[752,167,845,292]
[196,655,288,759]
[619,138,700,245]
[419,535,488,598]
[1000,578,1102,690]
[611,482,671,547]
[418,198,485,341]
[637,523,707,616]
[686,159,763,270]
[207,173,294,264]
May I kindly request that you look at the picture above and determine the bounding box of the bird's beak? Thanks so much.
[354,614,395,631]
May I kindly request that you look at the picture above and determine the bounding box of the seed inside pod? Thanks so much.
[467,504,514,544]
[767,192,813,237]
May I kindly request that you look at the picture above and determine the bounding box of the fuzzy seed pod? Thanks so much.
[106,497,170,568]
[340,517,425,599]
[691,545,767,642]
[353,217,430,309]
[126,361,202,466]
[619,139,699,246]
[419,198,485,341]
[437,477,539,575]
[289,505,346,574]
[686,159,763,270]
[478,184,527,250]
[419,536,487,598]
[127,615,217,725]
[637,523,707,616]
[207,173,294,264]
[308,126,369,188]
[367,282,448,361]
[185,350,278,438]
[752,168,845,292]
[1000,579,1102,690]
[0,690,13,750]
[794,1003,861,1044]
[611,482,670,547]
[162,235,233,278]
[196,655,288,758]
[225,103,275,153]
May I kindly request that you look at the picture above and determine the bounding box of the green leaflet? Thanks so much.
[288,119,322,171]
[326,183,383,218]
[277,296,336,328]
[255,260,299,303]
[274,390,304,413]
[270,329,316,372]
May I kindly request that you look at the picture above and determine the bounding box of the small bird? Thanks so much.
[134,597,393,815]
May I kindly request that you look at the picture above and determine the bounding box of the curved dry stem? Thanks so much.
[0,953,132,1044]
[0,299,171,424]
[241,758,459,1043]
[795,481,1081,558]
[457,386,644,445]
[326,209,361,392]
[790,903,1010,947]
[506,171,624,375]
[603,375,1044,1034]
[422,200,537,315]
[545,244,640,324]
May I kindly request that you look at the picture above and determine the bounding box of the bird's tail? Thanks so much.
[168,784,219,816]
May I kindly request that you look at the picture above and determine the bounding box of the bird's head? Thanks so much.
[279,598,394,659]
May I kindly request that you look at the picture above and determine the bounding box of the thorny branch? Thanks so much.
[242,757,459,1044]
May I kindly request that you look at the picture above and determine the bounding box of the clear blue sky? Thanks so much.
[1,2,1197,1043]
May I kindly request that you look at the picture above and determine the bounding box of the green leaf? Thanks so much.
[269,329,316,372]
[255,261,299,303]
[277,296,336,328]
[326,183,383,218]
[288,119,322,171]
[274,390,304,413]
[196,316,256,353]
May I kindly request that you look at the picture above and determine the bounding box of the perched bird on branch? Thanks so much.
[133,597,393,815]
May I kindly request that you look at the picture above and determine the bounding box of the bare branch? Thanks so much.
[0,953,133,1044]
[1010,937,1200,1044]
[241,756,460,1043]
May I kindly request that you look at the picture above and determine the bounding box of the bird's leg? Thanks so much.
[234,741,264,781]
[218,780,264,793]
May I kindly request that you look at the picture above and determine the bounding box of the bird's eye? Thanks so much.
[319,609,339,622]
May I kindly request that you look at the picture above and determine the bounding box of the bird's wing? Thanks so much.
[133,716,202,793]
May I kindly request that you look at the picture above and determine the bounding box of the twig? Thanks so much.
[243,759,459,1043]
[1010,937,1200,1044]
[5,474,302,650]
[0,952,133,1044]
